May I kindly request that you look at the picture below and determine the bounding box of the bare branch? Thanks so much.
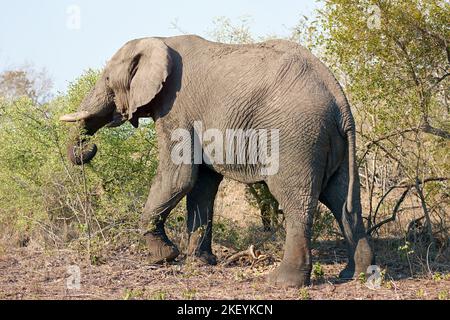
[367,177,449,235]
[223,245,262,266]
[363,128,418,148]
[412,24,449,65]
[415,177,435,247]
[396,177,449,189]
[431,73,450,89]
[367,187,410,235]
[419,120,450,140]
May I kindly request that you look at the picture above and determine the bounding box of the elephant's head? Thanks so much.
[60,38,172,165]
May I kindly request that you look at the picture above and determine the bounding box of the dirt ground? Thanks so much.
[0,239,448,300]
[0,181,448,300]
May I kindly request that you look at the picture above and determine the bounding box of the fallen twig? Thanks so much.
[223,245,263,266]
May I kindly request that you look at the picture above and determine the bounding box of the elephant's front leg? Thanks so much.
[186,167,223,265]
[141,162,198,264]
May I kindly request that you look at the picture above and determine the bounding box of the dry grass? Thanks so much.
[0,238,448,300]
[214,179,261,226]
[0,178,448,300]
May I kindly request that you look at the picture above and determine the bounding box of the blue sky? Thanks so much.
[0,0,321,93]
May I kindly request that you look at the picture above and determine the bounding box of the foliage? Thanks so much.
[312,0,449,245]
[150,290,168,300]
[122,288,145,300]
[0,64,53,104]
[182,288,197,300]
[208,16,255,44]
[398,241,415,259]
[213,218,245,249]
[416,288,425,298]
[246,183,283,232]
[358,272,367,284]
[298,288,311,300]
[0,69,158,249]
[312,262,325,279]
[312,206,337,242]
[438,290,448,300]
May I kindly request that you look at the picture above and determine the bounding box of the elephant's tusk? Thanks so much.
[59,111,90,122]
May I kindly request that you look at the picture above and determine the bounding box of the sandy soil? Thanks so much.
[1,240,448,300]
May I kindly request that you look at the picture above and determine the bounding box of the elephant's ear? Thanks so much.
[114,38,172,121]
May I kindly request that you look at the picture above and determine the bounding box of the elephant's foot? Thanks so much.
[354,237,374,274]
[144,232,179,264]
[339,263,370,279]
[340,238,374,279]
[190,251,217,265]
[187,229,217,265]
[338,264,356,279]
[268,263,311,288]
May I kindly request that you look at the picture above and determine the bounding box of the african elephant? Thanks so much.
[60,35,374,287]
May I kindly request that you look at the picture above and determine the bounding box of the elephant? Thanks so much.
[60,35,374,287]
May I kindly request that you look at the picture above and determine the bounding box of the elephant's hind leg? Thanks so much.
[319,165,374,279]
[186,166,223,265]
[266,176,320,287]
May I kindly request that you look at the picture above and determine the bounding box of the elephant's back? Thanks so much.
[166,34,350,141]
[164,34,315,65]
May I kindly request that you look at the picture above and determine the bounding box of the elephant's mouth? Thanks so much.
[105,111,127,128]
[68,140,98,165]
[62,110,120,165]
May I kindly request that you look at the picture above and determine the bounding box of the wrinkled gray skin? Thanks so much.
[61,35,374,287]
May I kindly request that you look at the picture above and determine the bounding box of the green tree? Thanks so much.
[0,65,53,104]
[0,69,158,251]
[311,0,449,244]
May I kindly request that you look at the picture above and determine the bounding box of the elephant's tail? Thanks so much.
[345,128,357,214]
[335,98,358,215]
[335,110,359,245]
[330,77,359,216]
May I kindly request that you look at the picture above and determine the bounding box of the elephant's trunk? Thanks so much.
[67,139,98,165]
[66,124,98,165]
[60,78,117,165]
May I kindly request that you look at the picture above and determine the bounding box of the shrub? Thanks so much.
[0,69,158,250]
